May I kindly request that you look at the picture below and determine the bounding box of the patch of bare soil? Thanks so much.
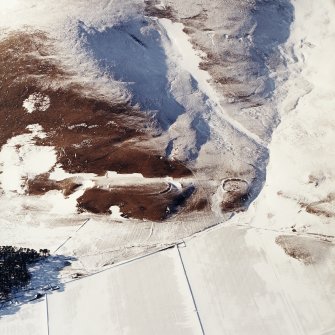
[180,11,209,31]
[144,1,177,20]
[275,235,332,265]
[182,187,210,213]
[214,77,242,85]
[55,143,191,178]
[187,198,209,212]
[303,193,335,218]
[27,174,82,196]
[77,184,195,221]
[221,178,250,212]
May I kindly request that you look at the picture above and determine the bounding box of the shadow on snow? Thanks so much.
[0,254,75,318]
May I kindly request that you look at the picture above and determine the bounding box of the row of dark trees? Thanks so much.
[0,246,49,301]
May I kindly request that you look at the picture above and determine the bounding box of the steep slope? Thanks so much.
[230,0,335,238]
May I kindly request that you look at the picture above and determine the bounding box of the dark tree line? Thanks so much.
[0,246,50,301]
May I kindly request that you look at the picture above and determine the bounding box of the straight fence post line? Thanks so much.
[53,237,72,254]
[53,219,90,254]
[176,245,206,335]
[75,218,90,232]
[45,294,50,335]
[62,243,177,286]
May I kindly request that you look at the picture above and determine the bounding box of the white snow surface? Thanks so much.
[180,225,335,334]
[0,298,47,335]
[47,247,202,335]
[0,124,56,194]
[22,93,50,114]
[109,206,125,220]
[159,18,266,147]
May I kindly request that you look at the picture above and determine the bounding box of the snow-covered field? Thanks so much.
[1,225,334,334]
[0,298,47,335]
[181,225,335,334]
[47,247,202,335]
[0,0,334,333]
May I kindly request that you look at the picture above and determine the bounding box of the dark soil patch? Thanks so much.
[144,1,177,20]
[180,11,208,31]
[187,198,209,212]
[183,188,210,213]
[221,194,249,212]
[305,196,335,218]
[275,235,331,265]
[57,144,191,178]
[27,174,82,196]
[215,77,242,85]
[300,193,335,218]
[305,205,334,218]
[221,179,250,212]
[77,184,195,221]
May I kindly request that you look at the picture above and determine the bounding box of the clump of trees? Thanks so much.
[0,246,49,301]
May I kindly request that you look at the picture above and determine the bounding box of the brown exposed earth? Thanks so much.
[77,184,195,221]
[144,0,176,19]
[303,193,335,218]
[275,235,332,265]
[186,197,210,212]
[221,178,250,212]
[276,235,314,264]
[27,174,82,196]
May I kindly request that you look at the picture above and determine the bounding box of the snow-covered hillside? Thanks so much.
[230,0,335,237]
[0,0,288,265]
[0,0,334,333]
